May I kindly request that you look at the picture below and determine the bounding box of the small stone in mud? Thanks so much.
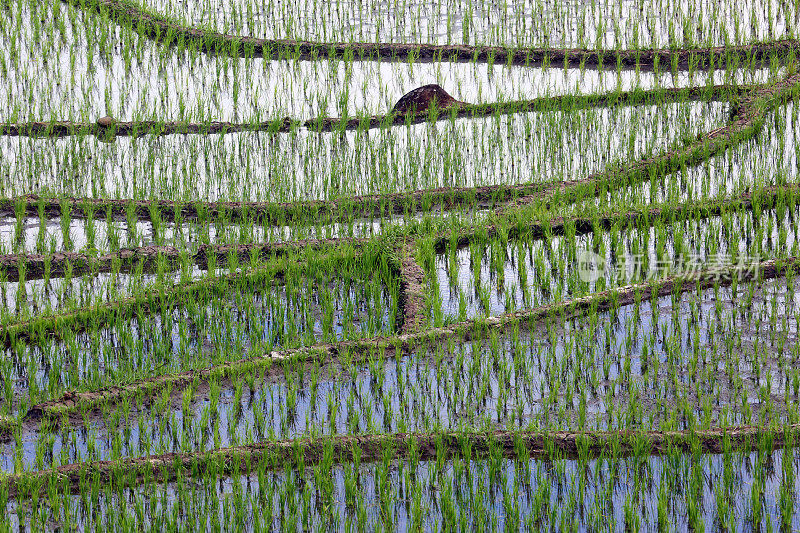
[96,116,117,142]
[392,84,463,115]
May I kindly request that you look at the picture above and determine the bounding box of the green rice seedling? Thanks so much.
[2,0,800,527]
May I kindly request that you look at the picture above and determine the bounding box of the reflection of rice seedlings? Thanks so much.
[5,271,798,475]
[0,0,798,528]
[429,199,800,322]
[0,256,398,417]
[4,437,800,530]
[104,0,799,49]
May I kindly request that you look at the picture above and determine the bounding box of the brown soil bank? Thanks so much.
[1,181,548,227]
[397,244,427,333]
[0,246,182,281]
[0,84,743,139]
[0,238,360,281]
[2,425,796,498]
[63,0,800,69]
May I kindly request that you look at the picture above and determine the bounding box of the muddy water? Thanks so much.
[4,275,796,473]
[5,440,799,530]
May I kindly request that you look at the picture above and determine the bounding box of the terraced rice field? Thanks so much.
[3,0,800,530]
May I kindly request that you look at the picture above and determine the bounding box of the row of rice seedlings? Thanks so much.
[0,205,406,256]
[0,218,422,327]
[0,197,407,319]
[127,0,794,50]
[0,99,729,203]
[424,197,800,322]
[571,99,800,218]
[9,270,797,474]
[3,434,796,530]
[0,255,398,416]
[0,213,148,255]
[5,0,766,126]
[0,259,207,324]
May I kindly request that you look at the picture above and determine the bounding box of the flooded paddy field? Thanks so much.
[5,445,800,531]
[0,100,731,202]
[0,256,397,414]
[2,0,800,528]
[138,0,795,49]
[2,274,796,474]
[431,201,800,321]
